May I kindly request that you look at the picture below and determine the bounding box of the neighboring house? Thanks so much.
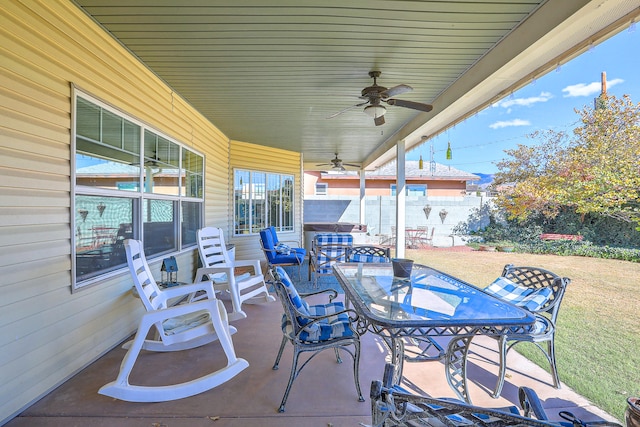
[305,160,479,197]
[304,161,482,247]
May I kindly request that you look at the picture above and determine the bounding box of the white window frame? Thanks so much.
[315,182,328,196]
[233,168,295,235]
[71,88,204,290]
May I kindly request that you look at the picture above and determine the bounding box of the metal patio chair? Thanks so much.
[347,245,391,263]
[270,266,364,412]
[309,232,353,286]
[259,226,306,280]
[369,363,621,427]
[484,264,571,398]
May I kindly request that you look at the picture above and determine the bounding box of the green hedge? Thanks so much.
[519,240,640,262]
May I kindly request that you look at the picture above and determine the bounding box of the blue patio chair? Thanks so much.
[484,264,571,398]
[259,227,306,280]
[309,232,353,286]
[271,266,364,412]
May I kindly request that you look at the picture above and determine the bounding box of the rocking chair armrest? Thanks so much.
[194,266,233,283]
[232,259,262,274]
[148,297,222,323]
[160,281,217,301]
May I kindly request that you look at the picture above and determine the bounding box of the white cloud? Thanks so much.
[489,119,531,129]
[496,92,553,108]
[562,78,624,97]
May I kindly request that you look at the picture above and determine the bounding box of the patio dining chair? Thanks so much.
[259,227,306,280]
[309,232,353,286]
[370,363,621,427]
[270,266,364,412]
[98,239,248,402]
[484,264,571,398]
[347,245,390,263]
[195,227,274,321]
[416,225,434,248]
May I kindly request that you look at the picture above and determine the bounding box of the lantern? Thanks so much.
[161,256,178,286]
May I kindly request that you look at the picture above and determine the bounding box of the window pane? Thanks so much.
[181,201,201,248]
[282,175,294,231]
[182,148,203,198]
[234,170,250,234]
[102,109,123,148]
[75,195,135,281]
[143,199,177,256]
[76,98,141,191]
[76,98,100,141]
[143,131,180,195]
[267,174,281,229]
[252,172,266,232]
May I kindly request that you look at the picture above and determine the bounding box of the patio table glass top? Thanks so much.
[333,262,535,334]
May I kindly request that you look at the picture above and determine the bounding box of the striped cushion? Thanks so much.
[275,266,310,319]
[349,253,388,263]
[517,287,553,311]
[314,233,353,274]
[485,277,552,312]
[281,308,354,342]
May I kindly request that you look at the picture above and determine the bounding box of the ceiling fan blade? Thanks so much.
[374,115,385,126]
[386,98,433,112]
[326,102,368,119]
[381,84,412,99]
[343,163,361,168]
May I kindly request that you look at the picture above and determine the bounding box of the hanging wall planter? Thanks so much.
[423,205,432,219]
[439,209,448,224]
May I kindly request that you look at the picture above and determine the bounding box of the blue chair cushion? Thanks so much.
[281,309,354,342]
[350,253,388,263]
[517,287,553,312]
[485,277,552,312]
[275,266,310,318]
[313,233,353,274]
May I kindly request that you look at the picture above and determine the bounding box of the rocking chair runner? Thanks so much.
[98,239,248,402]
[195,227,274,321]
[271,266,364,412]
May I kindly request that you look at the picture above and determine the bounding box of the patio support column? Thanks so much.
[359,170,365,229]
[395,140,406,258]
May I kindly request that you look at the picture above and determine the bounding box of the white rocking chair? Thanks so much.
[98,239,248,402]
[195,227,274,321]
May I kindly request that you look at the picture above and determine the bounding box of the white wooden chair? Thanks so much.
[195,227,274,321]
[99,239,248,402]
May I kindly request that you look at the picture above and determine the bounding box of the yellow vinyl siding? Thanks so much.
[0,1,241,423]
[229,140,302,261]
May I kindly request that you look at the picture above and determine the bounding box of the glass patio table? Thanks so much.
[333,262,536,403]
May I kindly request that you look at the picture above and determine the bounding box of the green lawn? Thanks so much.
[405,249,640,423]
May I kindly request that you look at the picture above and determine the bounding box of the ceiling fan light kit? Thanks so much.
[364,104,386,118]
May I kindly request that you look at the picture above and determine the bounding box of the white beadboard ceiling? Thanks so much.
[72,0,640,171]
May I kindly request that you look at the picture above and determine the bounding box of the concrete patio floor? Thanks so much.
[5,292,619,427]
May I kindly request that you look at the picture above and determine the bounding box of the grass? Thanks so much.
[405,249,640,423]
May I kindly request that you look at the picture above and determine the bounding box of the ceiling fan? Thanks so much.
[327,71,433,126]
[316,153,360,171]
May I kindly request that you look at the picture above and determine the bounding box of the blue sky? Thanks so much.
[409,26,639,175]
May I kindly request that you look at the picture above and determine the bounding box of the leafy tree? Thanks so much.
[494,94,640,229]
